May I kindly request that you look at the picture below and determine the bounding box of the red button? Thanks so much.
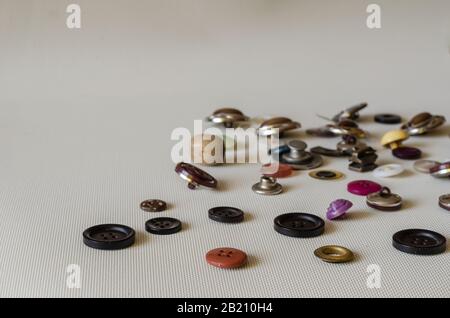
[206,248,248,269]
[261,163,292,178]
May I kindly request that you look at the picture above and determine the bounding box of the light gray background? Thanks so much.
[1,0,449,298]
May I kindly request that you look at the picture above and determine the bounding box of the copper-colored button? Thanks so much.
[261,163,292,178]
[205,248,248,269]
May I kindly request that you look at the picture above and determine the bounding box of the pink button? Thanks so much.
[347,180,382,196]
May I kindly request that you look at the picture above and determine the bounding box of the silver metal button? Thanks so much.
[252,176,283,195]
[366,187,402,211]
[278,140,323,170]
[331,102,368,122]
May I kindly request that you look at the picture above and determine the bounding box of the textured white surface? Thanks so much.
[1,0,449,298]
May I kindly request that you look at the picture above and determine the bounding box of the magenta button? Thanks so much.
[347,180,382,196]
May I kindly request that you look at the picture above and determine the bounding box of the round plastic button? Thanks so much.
[366,187,402,211]
[414,160,440,174]
[393,229,446,255]
[145,217,182,235]
[314,245,355,263]
[309,170,344,180]
[206,248,248,269]
[439,194,450,211]
[347,180,382,196]
[208,207,244,223]
[374,114,402,124]
[83,224,136,250]
[326,199,353,220]
[274,213,325,238]
[261,163,292,178]
[373,164,404,178]
[392,147,422,160]
[140,199,167,212]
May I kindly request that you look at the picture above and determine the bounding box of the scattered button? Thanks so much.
[258,117,301,137]
[83,224,136,250]
[145,217,182,235]
[348,146,378,172]
[381,130,409,150]
[393,229,446,255]
[326,199,353,220]
[430,161,450,178]
[274,213,325,238]
[175,162,218,190]
[347,180,382,196]
[252,176,283,195]
[206,248,248,269]
[366,187,402,211]
[331,102,368,122]
[207,108,249,128]
[279,140,323,170]
[208,207,244,223]
[140,199,167,212]
[373,164,404,178]
[314,245,355,263]
[309,170,344,180]
[402,113,446,136]
[439,194,450,211]
[374,114,402,124]
[413,160,441,174]
[392,147,422,160]
[261,163,292,178]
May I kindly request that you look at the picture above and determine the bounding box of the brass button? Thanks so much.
[314,245,355,263]
[257,117,301,137]
[366,187,402,211]
[207,108,249,128]
[402,113,446,135]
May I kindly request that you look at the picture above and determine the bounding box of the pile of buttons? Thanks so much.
[83,104,448,267]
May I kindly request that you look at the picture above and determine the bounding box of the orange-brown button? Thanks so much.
[261,163,292,178]
[206,248,248,269]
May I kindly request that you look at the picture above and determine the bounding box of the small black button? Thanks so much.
[393,229,446,255]
[145,217,182,235]
[208,207,244,223]
[374,114,402,124]
[83,224,136,250]
[274,213,325,238]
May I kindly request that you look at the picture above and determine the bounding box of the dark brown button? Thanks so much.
[140,199,167,212]
[175,162,218,190]
[206,248,248,269]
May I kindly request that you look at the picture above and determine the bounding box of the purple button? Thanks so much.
[347,180,382,196]
[326,199,353,220]
[392,147,422,160]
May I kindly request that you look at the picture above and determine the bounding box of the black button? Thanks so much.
[274,213,325,238]
[374,114,402,124]
[208,207,244,223]
[145,217,182,235]
[83,224,136,250]
[316,170,337,179]
[393,229,446,255]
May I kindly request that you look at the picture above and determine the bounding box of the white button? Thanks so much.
[373,164,404,178]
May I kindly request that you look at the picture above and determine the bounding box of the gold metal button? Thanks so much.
[314,245,355,263]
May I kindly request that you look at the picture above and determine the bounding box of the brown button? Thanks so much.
[140,199,167,212]
[205,248,247,269]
